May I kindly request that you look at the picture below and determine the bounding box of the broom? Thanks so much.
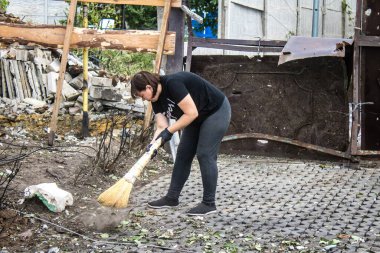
[97,138,162,208]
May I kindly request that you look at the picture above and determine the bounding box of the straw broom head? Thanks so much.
[97,178,133,208]
[97,138,161,208]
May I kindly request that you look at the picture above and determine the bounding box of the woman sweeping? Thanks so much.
[131,71,231,216]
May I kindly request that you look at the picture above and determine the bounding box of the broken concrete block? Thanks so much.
[23,98,47,108]
[89,76,112,87]
[63,101,75,108]
[8,48,16,59]
[62,81,80,101]
[76,95,93,104]
[65,73,73,83]
[76,96,83,104]
[47,72,59,94]
[101,101,145,113]
[93,101,104,112]
[34,48,52,61]
[25,108,35,114]
[15,49,29,61]
[90,86,122,101]
[69,74,83,90]
[69,106,81,115]
[47,59,61,73]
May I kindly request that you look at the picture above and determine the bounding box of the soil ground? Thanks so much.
[0,112,174,252]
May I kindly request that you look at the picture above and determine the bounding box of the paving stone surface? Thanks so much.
[103,155,380,252]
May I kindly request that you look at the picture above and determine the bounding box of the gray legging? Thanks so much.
[166,97,231,205]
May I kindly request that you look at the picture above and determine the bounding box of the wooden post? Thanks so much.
[143,0,172,130]
[166,7,184,74]
[47,0,78,146]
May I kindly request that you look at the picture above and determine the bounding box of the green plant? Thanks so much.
[0,0,9,11]
[342,0,354,23]
[92,50,154,76]
[60,3,157,30]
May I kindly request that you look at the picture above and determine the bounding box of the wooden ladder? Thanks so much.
[47,0,179,146]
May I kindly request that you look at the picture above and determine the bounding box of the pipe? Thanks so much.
[312,0,320,37]
[222,132,353,160]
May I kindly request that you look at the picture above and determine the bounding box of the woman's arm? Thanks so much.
[167,94,198,133]
[151,113,169,143]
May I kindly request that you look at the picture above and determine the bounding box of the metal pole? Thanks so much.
[312,0,320,37]
[81,4,90,138]
[121,5,126,29]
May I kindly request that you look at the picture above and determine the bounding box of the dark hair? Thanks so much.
[130,71,160,99]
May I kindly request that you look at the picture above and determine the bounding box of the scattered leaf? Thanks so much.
[337,234,351,239]
[100,233,109,239]
[351,235,365,243]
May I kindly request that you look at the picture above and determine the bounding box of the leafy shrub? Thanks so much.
[0,0,9,11]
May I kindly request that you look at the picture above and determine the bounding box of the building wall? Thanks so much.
[7,0,68,25]
[219,0,357,40]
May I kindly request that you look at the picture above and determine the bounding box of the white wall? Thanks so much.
[219,0,357,40]
[8,0,68,25]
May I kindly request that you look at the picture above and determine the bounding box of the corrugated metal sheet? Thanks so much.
[7,0,68,25]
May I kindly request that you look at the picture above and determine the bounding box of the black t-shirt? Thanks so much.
[152,72,225,122]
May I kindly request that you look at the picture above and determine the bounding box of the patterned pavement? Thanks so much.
[96,155,380,252]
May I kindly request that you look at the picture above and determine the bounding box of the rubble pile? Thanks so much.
[0,8,25,24]
[0,44,145,117]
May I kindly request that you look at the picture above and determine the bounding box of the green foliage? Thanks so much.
[61,3,157,29]
[123,5,157,30]
[90,49,154,76]
[189,0,218,36]
[0,0,9,11]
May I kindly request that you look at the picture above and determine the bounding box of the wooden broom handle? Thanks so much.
[123,138,162,184]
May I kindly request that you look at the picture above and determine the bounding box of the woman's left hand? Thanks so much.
[156,128,173,147]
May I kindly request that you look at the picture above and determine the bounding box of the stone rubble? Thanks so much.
[0,44,145,117]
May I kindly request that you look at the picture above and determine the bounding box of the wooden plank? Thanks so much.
[191,41,284,53]
[356,35,380,47]
[48,0,78,146]
[77,0,181,8]
[191,37,287,47]
[0,23,176,55]
[350,0,363,155]
[143,0,172,130]
[185,14,193,72]
[166,7,184,74]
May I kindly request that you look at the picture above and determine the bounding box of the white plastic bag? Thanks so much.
[24,183,73,212]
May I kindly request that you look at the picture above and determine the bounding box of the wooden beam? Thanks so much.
[166,7,184,74]
[356,35,380,47]
[48,0,78,146]
[143,0,172,130]
[77,0,181,8]
[0,23,176,55]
